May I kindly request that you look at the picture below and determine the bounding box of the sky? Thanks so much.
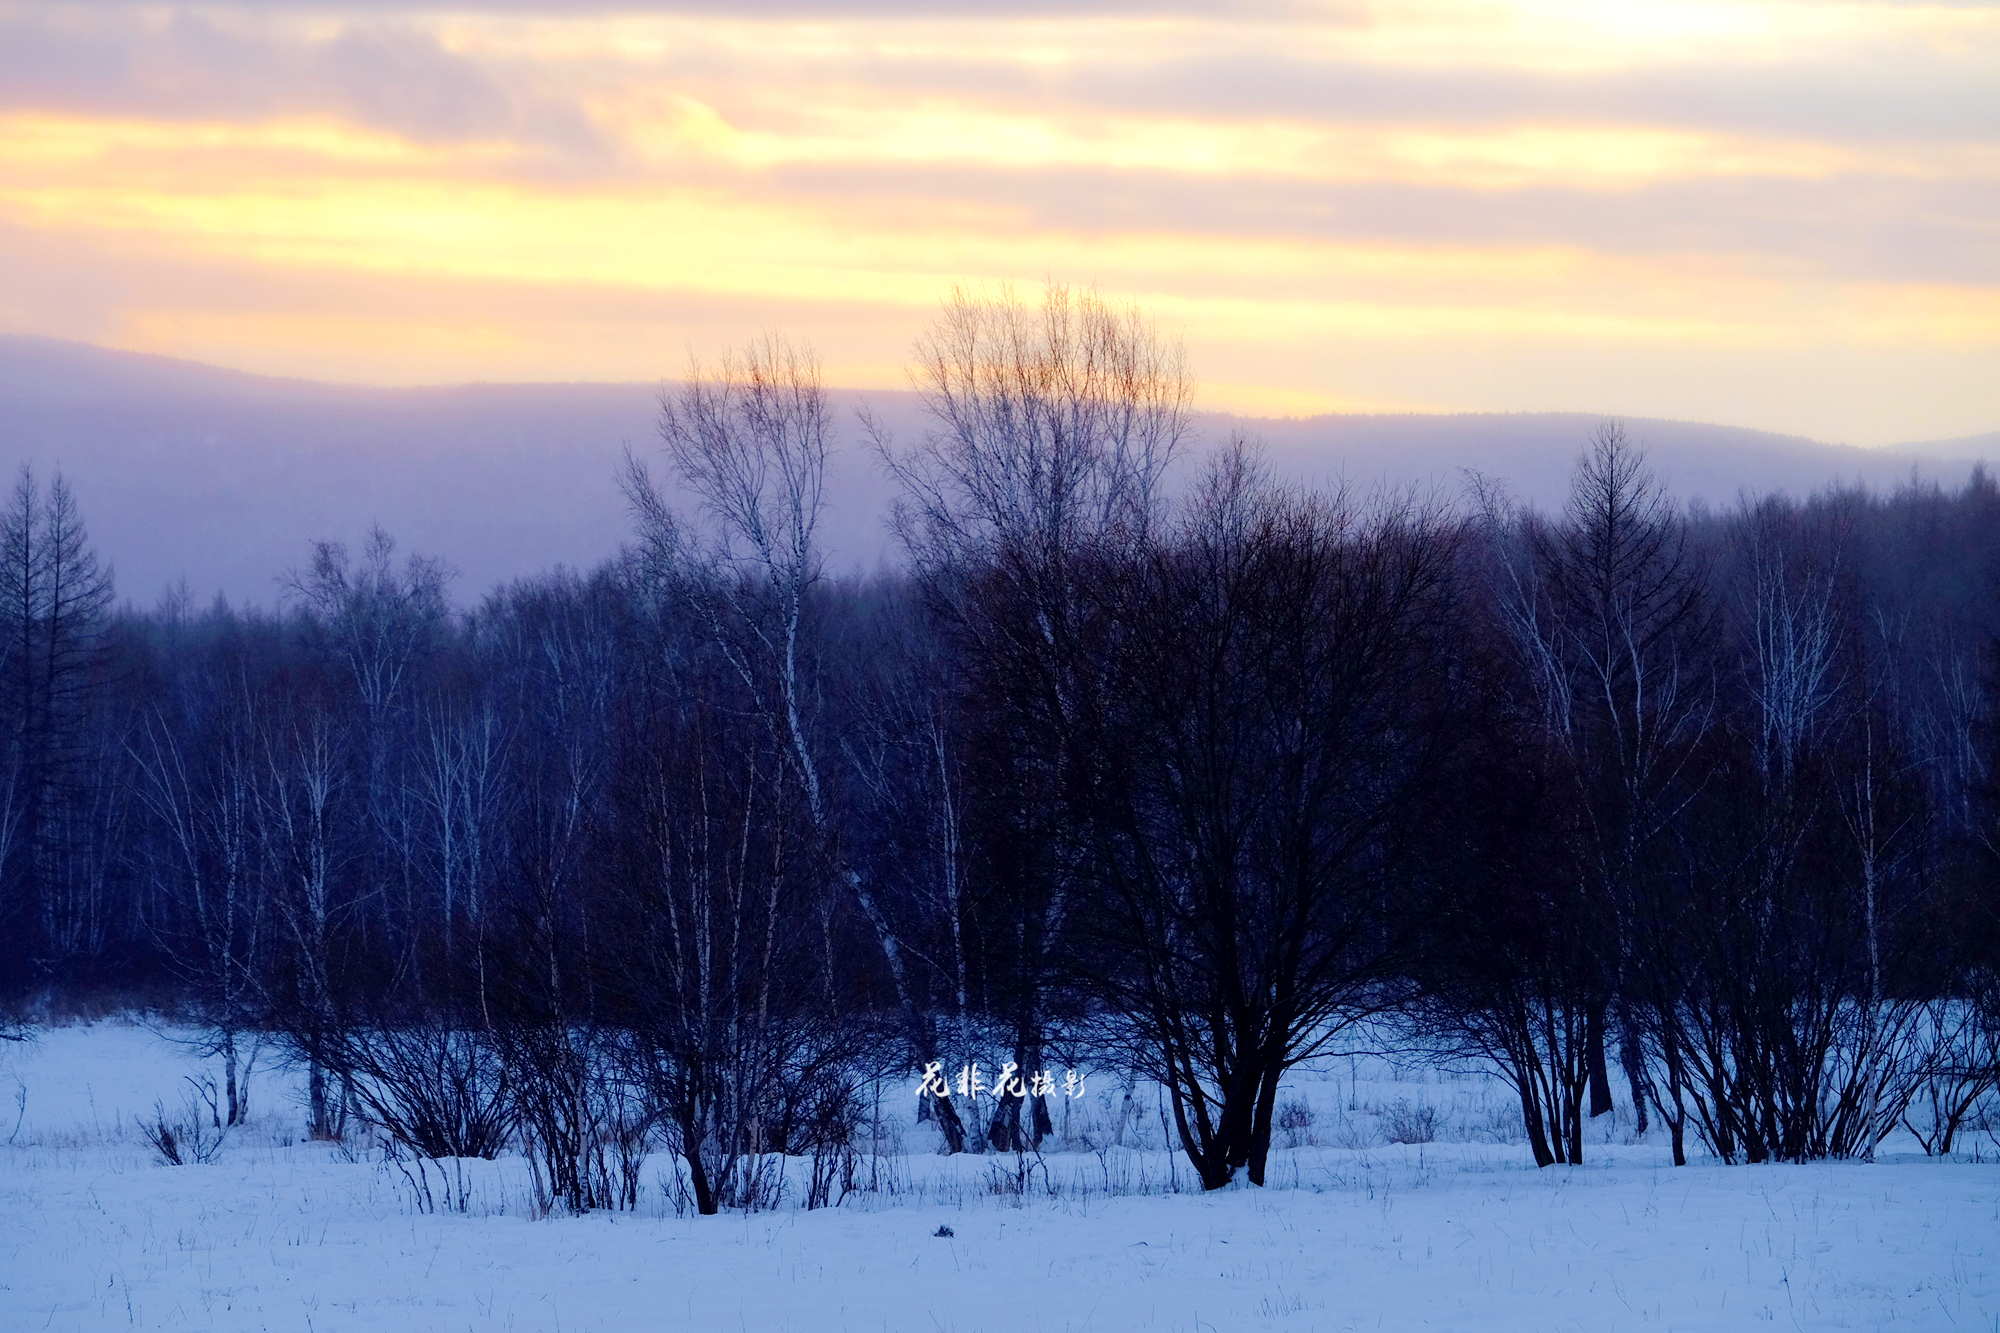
[0,0,1995,446]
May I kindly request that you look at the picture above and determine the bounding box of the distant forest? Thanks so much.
[4,286,1998,1209]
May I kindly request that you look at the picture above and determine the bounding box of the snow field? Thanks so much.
[2,1020,1995,1332]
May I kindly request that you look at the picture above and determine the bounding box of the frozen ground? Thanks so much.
[2,1020,1995,1332]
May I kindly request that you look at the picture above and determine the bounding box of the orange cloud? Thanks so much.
[0,1,1994,445]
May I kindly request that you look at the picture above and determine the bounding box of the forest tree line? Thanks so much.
[4,287,1999,1209]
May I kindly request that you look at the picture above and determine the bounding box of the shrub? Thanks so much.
[138,1091,226,1165]
[1383,1099,1438,1145]
[1277,1096,1316,1149]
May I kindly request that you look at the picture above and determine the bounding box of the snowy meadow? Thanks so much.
[3,1020,1994,1333]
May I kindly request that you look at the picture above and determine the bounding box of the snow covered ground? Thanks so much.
[2,1020,1995,1332]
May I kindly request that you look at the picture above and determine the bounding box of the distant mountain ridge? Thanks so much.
[1,335,1989,609]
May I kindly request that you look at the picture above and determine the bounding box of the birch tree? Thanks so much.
[875,282,1195,1150]
[133,672,270,1126]
[624,337,927,1135]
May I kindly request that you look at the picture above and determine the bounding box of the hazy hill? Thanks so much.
[0,335,1987,609]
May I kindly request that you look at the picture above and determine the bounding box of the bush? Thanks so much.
[335,1022,515,1160]
[138,1090,226,1165]
[1277,1096,1316,1149]
[1383,1099,1438,1145]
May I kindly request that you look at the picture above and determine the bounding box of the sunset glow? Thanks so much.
[1,1,1995,443]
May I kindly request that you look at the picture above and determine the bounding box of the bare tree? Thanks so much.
[876,282,1196,1151]
[1496,425,1713,1136]
[480,572,631,1215]
[285,526,453,971]
[1627,497,1953,1165]
[606,672,823,1213]
[259,698,351,1139]
[0,466,116,981]
[1641,496,1848,1165]
[1742,500,1847,789]
[1830,660,1943,1162]
[413,696,506,960]
[879,282,1191,573]
[131,672,270,1126]
[623,338,921,1137]
[837,588,979,1152]
[624,335,834,853]
[1081,449,1460,1188]
[285,527,453,734]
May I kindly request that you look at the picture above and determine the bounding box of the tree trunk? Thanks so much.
[1109,1071,1140,1148]
[1017,1033,1050,1151]
[1655,1020,1689,1167]
[922,1086,969,1155]
[1030,1086,1054,1145]
[1519,1082,1556,1168]
[1616,1002,1649,1136]
[307,1056,331,1139]
[337,1068,356,1140]
[1245,1060,1282,1186]
[680,1106,719,1215]
[987,1083,1021,1152]
[1564,1076,1586,1163]
[222,1030,241,1127]
[1586,1000,1615,1117]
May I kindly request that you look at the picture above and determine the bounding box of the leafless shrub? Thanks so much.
[336,1021,514,1160]
[137,1091,226,1165]
[1466,1101,1528,1145]
[1904,994,2000,1156]
[5,1078,25,1145]
[794,1069,864,1211]
[512,1033,650,1217]
[382,1136,483,1215]
[983,1149,1053,1201]
[1383,1099,1439,1145]
[1277,1096,1316,1149]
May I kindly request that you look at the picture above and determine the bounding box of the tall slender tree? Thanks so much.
[0,466,115,983]
[877,282,1195,1150]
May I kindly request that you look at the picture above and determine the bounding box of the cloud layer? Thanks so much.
[1,0,1995,443]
